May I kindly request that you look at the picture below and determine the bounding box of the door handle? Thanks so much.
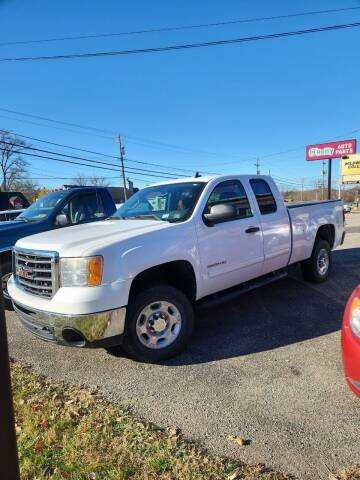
[245,226,260,234]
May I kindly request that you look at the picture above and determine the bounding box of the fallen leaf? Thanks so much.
[228,470,241,480]
[228,435,249,446]
[167,426,181,438]
[39,419,49,430]
[34,439,44,453]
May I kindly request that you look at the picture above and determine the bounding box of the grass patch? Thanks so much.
[11,360,302,479]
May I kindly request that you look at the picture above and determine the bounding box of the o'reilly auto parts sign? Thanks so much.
[306,139,357,161]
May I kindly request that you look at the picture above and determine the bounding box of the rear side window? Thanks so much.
[250,179,277,215]
[205,180,253,220]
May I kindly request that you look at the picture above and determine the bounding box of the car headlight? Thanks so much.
[349,298,360,338]
[60,256,103,287]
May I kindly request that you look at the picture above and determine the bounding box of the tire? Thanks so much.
[1,261,13,310]
[123,285,194,362]
[301,240,332,283]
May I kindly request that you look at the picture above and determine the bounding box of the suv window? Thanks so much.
[204,180,253,221]
[61,192,107,225]
[250,179,277,215]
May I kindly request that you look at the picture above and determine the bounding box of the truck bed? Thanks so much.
[286,199,344,265]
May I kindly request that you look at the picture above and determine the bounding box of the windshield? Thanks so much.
[113,182,205,222]
[18,191,67,222]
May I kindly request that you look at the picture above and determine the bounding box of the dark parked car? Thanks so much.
[0,186,116,308]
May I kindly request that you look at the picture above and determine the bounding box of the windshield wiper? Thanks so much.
[126,215,162,221]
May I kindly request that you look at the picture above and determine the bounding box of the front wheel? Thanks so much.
[301,240,332,283]
[123,285,194,362]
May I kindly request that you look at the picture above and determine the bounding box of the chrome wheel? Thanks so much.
[317,248,329,276]
[136,301,182,349]
[1,272,11,300]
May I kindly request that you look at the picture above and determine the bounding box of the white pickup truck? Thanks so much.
[8,175,345,362]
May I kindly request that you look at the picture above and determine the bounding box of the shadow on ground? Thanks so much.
[108,247,360,366]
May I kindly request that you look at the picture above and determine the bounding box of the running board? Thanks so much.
[198,270,288,308]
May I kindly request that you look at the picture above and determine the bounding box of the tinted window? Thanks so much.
[62,193,107,224]
[250,179,277,215]
[205,180,252,220]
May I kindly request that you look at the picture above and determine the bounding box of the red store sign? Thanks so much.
[306,139,357,161]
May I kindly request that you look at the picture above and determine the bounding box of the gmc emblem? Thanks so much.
[16,265,35,280]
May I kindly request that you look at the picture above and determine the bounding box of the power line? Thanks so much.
[2,109,359,174]
[0,140,185,178]
[1,21,360,63]
[0,109,237,162]
[0,146,183,180]
[1,6,359,47]
[8,130,209,174]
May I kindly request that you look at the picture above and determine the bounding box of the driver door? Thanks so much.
[196,179,264,297]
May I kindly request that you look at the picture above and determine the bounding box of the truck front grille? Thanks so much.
[14,248,59,298]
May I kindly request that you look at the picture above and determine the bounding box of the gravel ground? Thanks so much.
[6,213,360,479]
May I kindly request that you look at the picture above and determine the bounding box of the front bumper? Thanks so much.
[12,300,126,348]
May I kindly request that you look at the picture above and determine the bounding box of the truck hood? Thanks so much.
[0,219,29,230]
[15,219,173,256]
[0,219,45,251]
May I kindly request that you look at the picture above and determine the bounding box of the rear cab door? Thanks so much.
[247,177,291,274]
[195,177,265,298]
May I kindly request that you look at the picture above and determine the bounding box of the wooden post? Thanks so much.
[0,275,20,480]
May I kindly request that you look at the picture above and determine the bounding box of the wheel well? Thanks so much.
[315,224,335,249]
[129,261,197,303]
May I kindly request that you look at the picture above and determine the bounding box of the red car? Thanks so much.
[342,285,360,397]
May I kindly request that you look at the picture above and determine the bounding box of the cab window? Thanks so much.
[204,180,253,220]
[250,179,277,215]
[60,192,107,225]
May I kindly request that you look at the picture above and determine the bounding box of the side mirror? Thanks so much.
[55,213,69,227]
[203,203,236,225]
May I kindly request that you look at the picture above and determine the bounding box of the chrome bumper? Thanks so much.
[13,301,126,348]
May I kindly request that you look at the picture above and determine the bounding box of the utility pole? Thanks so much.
[0,272,20,480]
[117,135,127,202]
[327,158,332,200]
[255,158,260,175]
[301,178,304,201]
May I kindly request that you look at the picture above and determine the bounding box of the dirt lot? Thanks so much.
[6,213,360,479]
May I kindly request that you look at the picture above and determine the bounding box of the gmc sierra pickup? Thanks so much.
[1,186,116,307]
[8,175,345,362]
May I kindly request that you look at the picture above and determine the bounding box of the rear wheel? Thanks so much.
[1,261,13,310]
[301,240,332,283]
[123,285,194,362]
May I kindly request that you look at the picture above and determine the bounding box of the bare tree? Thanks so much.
[73,172,111,187]
[0,130,30,191]
[10,179,39,203]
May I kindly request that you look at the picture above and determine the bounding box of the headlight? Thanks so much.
[349,298,360,338]
[60,256,103,287]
